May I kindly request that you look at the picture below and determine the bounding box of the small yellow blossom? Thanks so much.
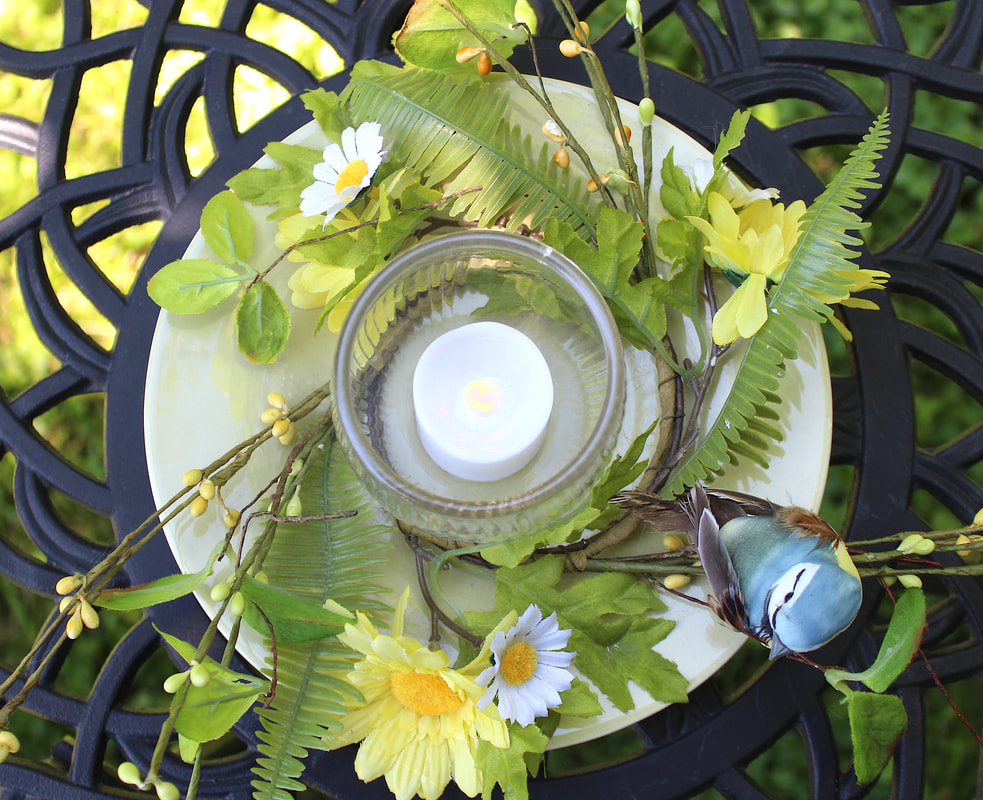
[688,192,806,345]
[326,591,508,800]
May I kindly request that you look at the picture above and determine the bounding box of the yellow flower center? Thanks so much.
[499,641,538,686]
[335,159,369,196]
[390,670,465,716]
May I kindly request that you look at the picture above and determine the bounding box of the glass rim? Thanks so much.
[332,229,625,520]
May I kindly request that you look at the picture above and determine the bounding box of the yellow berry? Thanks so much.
[163,671,188,694]
[189,497,209,518]
[559,38,583,57]
[66,611,84,640]
[182,469,203,487]
[587,175,609,192]
[455,46,482,63]
[198,479,216,500]
[554,146,570,169]
[912,537,936,555]
[899,574,923,589]
[664,574,691,591]
[155,780,180,800]
[575,20,590,42]
[189,662,211,688]
[79,598,100,630]
[267,391,287,409]
[271,419,291,439]
[476,50,492,75]
[59,595,76,614]
[277,425,297,446]
[56,574,83,595]
[210,582,231,602]
[541,120,565,143]
[615,124,632,146]
[897,533,924,554]
[229,591,246,617]
[222,508,240,528]
[0,732,21,754]
[662,533,686,552]
[973,507,983,527]
[260,407,282,424]
[117,761,142,786]
[285,490,303,518]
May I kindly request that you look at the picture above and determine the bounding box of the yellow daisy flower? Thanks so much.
[688,192,807,345]
[326,593,508,800]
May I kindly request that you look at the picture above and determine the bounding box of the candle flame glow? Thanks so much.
[466,378,499,414]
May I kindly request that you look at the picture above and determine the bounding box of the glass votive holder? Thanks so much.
[331,229,626,543]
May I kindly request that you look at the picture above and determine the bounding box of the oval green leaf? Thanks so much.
[235,280,291,364]
[200,190,254,267]
[393,0,526,70]
[147,259,242,314]
[95,543,223,611]
[240,575,350,644]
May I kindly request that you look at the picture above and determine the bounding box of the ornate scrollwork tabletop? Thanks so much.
[1,0,982,797]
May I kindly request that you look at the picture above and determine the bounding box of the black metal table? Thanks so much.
[1,1,982,797]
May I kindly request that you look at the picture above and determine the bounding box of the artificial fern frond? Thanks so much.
[251,442,393,800]
[664,110,890,496]
[341,61,595,234]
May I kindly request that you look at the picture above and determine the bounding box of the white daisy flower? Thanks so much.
[299,121,385,227]
[477,605,575,727]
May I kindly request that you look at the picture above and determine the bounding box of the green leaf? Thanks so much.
[482,422,659,567]
[826,588,925,694]
[712,109,750,170]
[393,0,526,70]
[375,177,443,257]
[659,148,700,219]
[555,678,603,718]
[156,628,267,744]
[177,734,200,764]
[200,191,254,267]
[227,143,322,219]
[251,442,393,800]
[544,210,668,345]
[342,61,594,234]
[664,110,890,496]
[301,88,351,143]
[471,556,687,711]
[95,543,224,611]
[849,692,907,784]
[476,722,547,800]
[147,259,243,315]
[235,280,291,364]
[240,575,350,644]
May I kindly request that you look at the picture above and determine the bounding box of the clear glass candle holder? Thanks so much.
[331,230,626,543]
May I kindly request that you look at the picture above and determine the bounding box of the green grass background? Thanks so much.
[0,0,981,797]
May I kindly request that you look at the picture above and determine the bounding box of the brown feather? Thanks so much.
[775,506,841,547]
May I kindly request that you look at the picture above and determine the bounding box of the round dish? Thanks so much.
[143,77,831,748]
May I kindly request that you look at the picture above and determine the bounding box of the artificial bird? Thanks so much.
[618,484,863,660]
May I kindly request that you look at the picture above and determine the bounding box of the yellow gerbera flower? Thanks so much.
[688,192,807,345]
[326,593,508,800]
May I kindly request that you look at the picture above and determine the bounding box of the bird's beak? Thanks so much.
[768,638,792,661]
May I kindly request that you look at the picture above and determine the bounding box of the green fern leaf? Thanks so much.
[250,442,393,800]
[664,111,890,496]
[340,61,595,234]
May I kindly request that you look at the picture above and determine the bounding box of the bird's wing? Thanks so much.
[690,487,749,632]
[705,488,777,517]
[612,490,694,534]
